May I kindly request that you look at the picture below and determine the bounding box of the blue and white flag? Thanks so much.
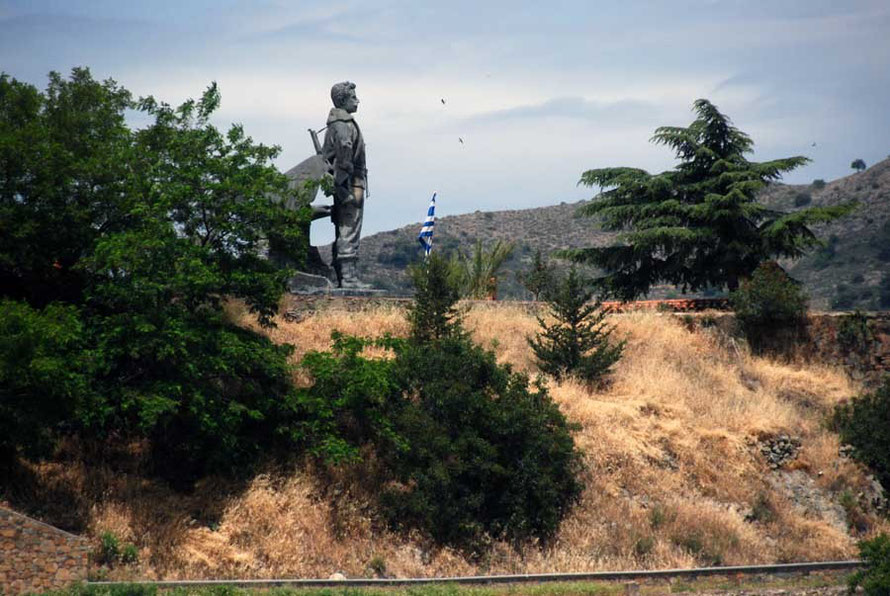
[417,192,437,256]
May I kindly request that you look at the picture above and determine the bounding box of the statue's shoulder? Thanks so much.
[327,107,354,125]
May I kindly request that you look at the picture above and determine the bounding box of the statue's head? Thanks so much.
[331,81,359,113]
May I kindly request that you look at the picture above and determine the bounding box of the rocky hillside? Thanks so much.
[359,159,890,309]
[761,159,890,310]
[358,200,612,297]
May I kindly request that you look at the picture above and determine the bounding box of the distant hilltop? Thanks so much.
[358,159,890,310]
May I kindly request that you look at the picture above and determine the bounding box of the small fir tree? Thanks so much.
[529,267,625,383]
[406,254,464,342]
[518,249,555,301]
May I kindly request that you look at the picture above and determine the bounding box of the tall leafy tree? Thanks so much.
[0,68,311,481]
[567,99,854,300]
[851,158,867,172]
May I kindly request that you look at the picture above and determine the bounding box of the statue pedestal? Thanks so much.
[287,271,385,296]
[288,283,386,297]
[328,287,387,297]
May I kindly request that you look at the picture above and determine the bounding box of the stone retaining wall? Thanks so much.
[803,312,890,386]
[0,507,89,595]
[681,311,890,388]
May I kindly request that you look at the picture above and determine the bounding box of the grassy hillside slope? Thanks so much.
[360,160,890,308]
[3,301,887,580]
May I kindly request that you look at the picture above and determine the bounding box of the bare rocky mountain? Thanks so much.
[358,159,890,308]
[762,158,890,310]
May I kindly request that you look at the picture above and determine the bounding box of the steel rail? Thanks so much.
[89,560,861,589]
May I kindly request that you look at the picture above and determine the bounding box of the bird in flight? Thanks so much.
[441,98,446,105]
[459,137,464,144]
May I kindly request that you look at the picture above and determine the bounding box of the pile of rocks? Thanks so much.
[760,434,801,469]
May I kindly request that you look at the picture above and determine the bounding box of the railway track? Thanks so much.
[89,560,860,590]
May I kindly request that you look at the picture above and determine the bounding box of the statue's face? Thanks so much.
[343,88,359,113]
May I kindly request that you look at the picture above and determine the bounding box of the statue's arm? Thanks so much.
[330,121,354,175]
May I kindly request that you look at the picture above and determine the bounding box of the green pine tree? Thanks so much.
[518,248,555,301]
[529,267,625,384]
[566,99,855,300]
[406,253,465,343]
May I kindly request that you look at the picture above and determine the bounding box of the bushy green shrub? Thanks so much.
[528,267,624,384]
[300,254,584,552]
[120,543,139,565]
[97,531,120,566]
[730,261,808,352]
[812,178,826,189]
[381,334,582,551]
[837,310,873,353]
[848,533,890,595]
[793,192,812,207]
[831,378,890,490]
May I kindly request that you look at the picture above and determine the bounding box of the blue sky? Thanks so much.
[2,1,888,242]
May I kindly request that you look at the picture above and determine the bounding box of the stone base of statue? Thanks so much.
[286,242,383,296]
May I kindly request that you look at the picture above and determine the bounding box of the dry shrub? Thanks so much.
[661,499,764,566]
[13,303,887,578]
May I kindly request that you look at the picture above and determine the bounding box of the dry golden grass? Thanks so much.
[19,301,890,580]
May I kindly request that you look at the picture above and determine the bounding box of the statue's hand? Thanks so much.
[310,204,333,221]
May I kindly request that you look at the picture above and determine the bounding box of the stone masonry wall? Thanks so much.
[802,312,890,387]
[0,507,89,595]
[682,311,890,388]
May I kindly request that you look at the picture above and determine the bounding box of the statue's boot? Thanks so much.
[338,259,372,289]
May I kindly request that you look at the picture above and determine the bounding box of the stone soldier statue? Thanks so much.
[323,81,368,288]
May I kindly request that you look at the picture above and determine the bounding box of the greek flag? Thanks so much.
[417,193,437,256]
